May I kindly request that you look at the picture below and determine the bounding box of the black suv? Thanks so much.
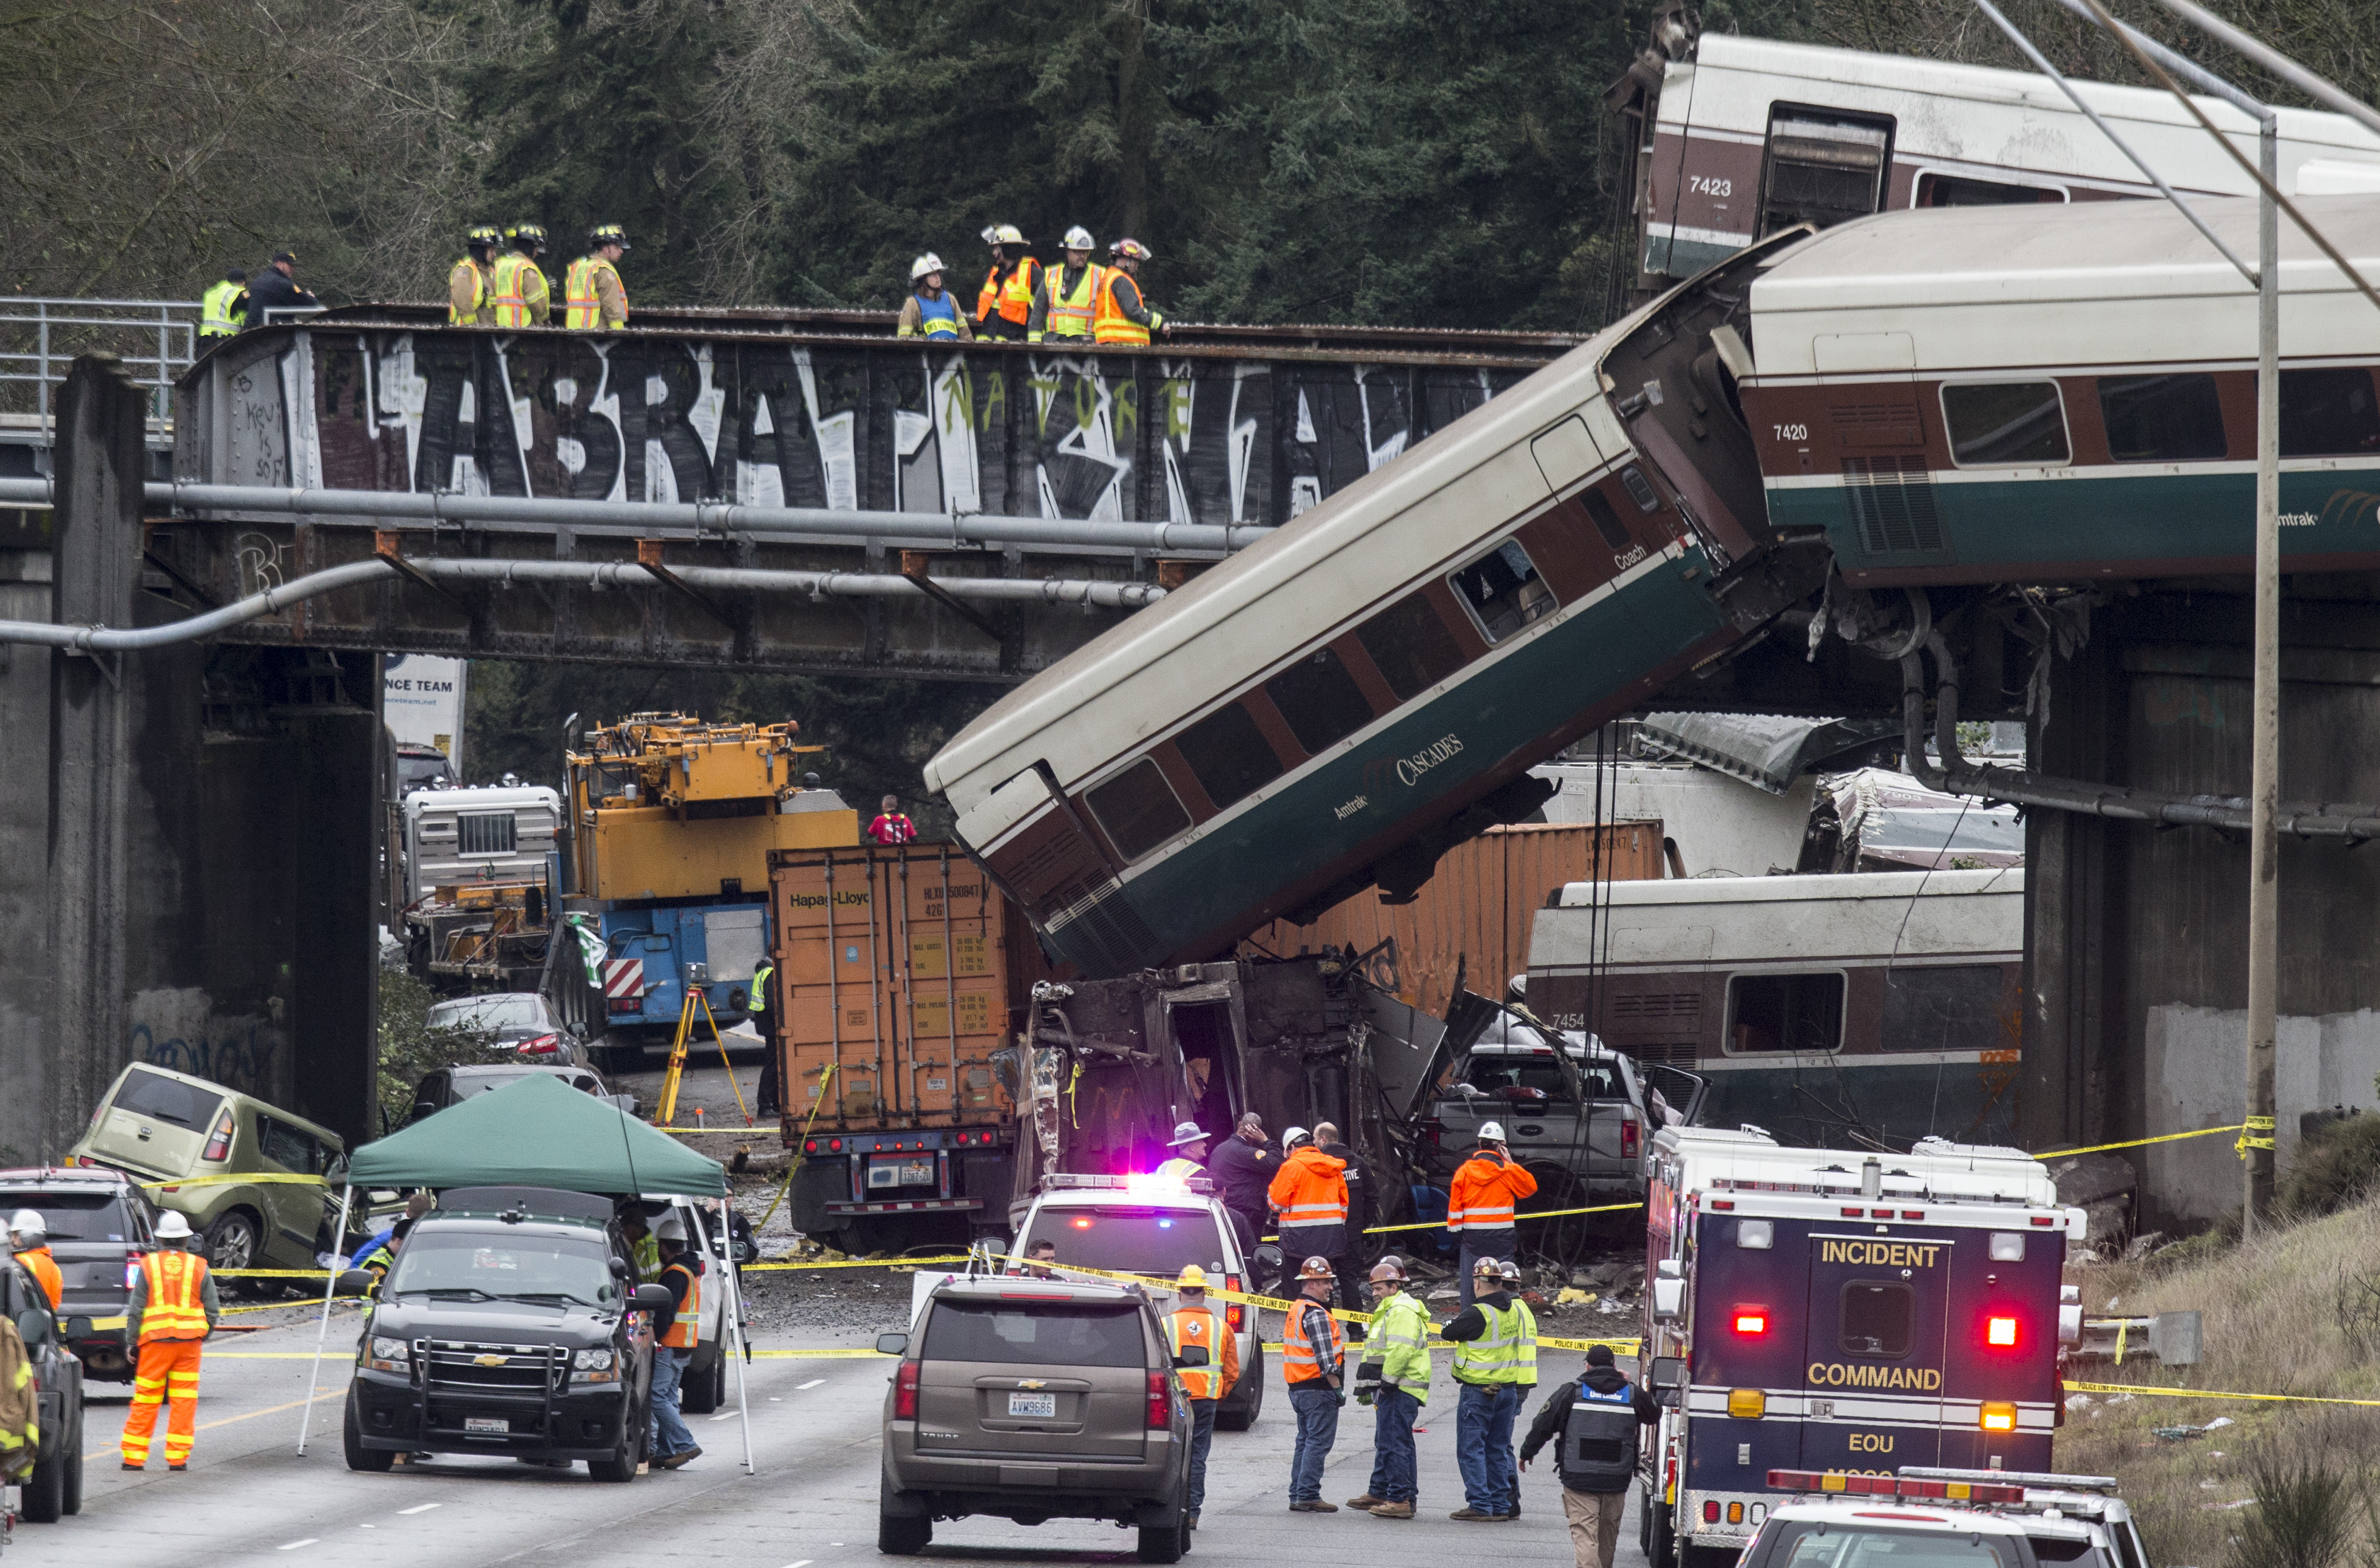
[0,1166,156,1385]
[4,1246,86,1523]
[340,1186,671,1481]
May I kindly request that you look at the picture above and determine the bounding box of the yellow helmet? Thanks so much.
[1176,1264,1209,1290]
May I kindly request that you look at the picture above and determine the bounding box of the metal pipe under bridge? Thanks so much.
[1,303,1576,679]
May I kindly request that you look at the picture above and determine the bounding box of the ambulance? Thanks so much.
[1636,1125,2084,1564]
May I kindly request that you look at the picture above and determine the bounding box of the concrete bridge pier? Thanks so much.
[0,355,382,1166]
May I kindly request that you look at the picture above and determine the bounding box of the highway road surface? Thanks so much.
[16,1305,1657,1568]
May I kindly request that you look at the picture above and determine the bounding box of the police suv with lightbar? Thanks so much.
[1743,1468,2153,1568]
[1636,1126,2085,1564]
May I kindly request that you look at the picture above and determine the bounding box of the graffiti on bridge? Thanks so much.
[132,1020,280,1096]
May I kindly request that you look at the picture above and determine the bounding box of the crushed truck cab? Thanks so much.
[1639,1125,2084,1563]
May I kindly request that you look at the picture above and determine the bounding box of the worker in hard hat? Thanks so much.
[975,225,1040,341]
[1345,1255,1430,1518]
[1498,1258,1541,1516]
[648,1211,705,1470]
[1026,226,1104,344]
[450,225,501,325]
[1521,1343,1661,1568]
[1156,1121,1209,1181]
[490,223,552,327]
[897,253,972,340]
[564,226,631,330]
[1269,1127,1349,1314]
[120,1210,220,1471]
[1281,1254,1345,1512]
[9,1210,61,1309]
[1093,238,1165,344]
[1439,1255,1530,1520]
[1448,1121,1536,1308]
[1164,1265,1239,1529]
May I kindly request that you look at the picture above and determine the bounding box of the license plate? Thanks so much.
[901,1159,933,1184]
[1007,1392,1057,1419]
[464,1416,509,1435]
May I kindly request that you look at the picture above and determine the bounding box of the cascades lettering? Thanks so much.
[1394,734,1465,787]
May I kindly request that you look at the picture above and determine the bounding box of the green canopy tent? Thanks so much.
[347,1072,727,1195]
[297,1073,750,1469]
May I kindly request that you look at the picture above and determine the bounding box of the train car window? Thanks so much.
[1840,1280,1915,1357]
[1264,647,1375,756]
[1175,702,1285,813]
[1757,107,1894,238]
[1448,538,1559,644]
[1082,758,1192,863]
[1941,382,2070,466]
[2279,367,2380,456]
[2098,373,2228,462]
[1355,592,1468,702]
[1725,972,1843,1054]
[1882,965,2009,1053]
[1914,172,2066,206]
[1581,487,1634,551]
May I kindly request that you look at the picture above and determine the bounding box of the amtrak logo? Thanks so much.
[1394,734,1465,787]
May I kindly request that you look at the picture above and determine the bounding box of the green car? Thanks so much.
[66,1063,350,1280]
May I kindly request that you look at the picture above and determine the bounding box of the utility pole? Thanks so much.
[2243,118,2279,1232]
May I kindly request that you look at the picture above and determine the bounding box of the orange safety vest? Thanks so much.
[659,1260,701,1349]
[1165,1304,1226,1400]
[1446,1152,1538,1232]
[977,256,1041,326]
[1092,270,1152,345]
[137,1249,211,1342]
[1043,263,1103,339]
[1267,1147,1349,1229]
[564,256,626,330]
[15,1246,61,1309]
[489,254,535,328]
[1280,1295,1343,1385]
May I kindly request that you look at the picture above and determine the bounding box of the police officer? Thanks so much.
[1519,1345,1661,1568]
[1439,1255,1526,1520]
[1163,1265,1239,1529]
[1156,1121,1209,1181]
[1345,1255,1429,1518]
[199,268,248,339]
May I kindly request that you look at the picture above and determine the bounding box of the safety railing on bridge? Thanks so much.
[0,297,202,443]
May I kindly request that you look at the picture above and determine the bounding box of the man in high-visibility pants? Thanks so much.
[120,1210,219,1471]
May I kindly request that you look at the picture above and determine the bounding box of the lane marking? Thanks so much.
[87,1386,345,1462]
[796,1379,824,1390]
[708,1411,739,1422]
[783,1560,815,1567]
[398,1503,442,1515]
[280,1541,319,1550]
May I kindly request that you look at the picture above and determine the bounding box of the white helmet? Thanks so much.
[1282,1125,1310,1150]
[7,1209,42,1245]
[154,1210,195,1241]
[1063,225,1095,251]
[1479,1121,1508,1144]
[654,1212,688,1243]
[910,253,946,282]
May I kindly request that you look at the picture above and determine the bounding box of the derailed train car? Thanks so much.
[926,236,1823,976]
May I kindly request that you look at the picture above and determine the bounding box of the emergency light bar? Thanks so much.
[1036,1173,1218,1195]
[1899,1467,2121,1495]
[1768,1471,2027,1505]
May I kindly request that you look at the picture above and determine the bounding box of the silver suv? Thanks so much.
[875,1277,1191,1563]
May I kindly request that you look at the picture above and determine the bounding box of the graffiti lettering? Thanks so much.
[132,1021,279,1095]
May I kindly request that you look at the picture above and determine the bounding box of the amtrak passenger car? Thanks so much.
[926,238,1814,977]
[1641,1127,2082,1564]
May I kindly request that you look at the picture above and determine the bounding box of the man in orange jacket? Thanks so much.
[1269,1128,1350,1306]
[1448,1122,1536,1309]
[8,1210,61,1308]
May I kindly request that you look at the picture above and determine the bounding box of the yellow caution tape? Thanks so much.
[2032,1124,2246,1161]
[215,1268,344,1278]
[746,1254,974,1272]
[750,1348,894,1359]
[2236,1116,2277,1159]
[138,1172,331,1190]
[86,1316,126,1331]
[1255,1201,1647,1244]
[2067,1380,2380,1409]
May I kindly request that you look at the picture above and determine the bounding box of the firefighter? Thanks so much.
[1156,1121,1209,1181]
[1439,1255,1527,1520]
[1520,1344,1661,1568]
[8,1210,61,1309]
[1448,1121,1536,1308]
[975,225,1040,341]
[564,226,631,331]
[490,224,552,327]
[648,1213,703,1470]
[896,254,972,339]
[119,1210,219,1471]
[1281,1255,1344,1512]
[450,226,501,325]
[1026,227,1102,344]
[198,268,248,339]
[1092,238,1164,344]
[1164,1265,1239,1529]
[1344,1255,1429,1518]
[1268,1128,1349,1305]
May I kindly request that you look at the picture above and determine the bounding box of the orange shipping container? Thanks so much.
[1239,821,1663,1017]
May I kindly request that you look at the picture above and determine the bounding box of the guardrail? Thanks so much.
[0,296,201,435]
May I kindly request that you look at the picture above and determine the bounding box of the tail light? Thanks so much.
[1703,1501,1721,1523]
[1146,1370,1171,1430]
[1419,1119,1442,1152]
[124,1259,142,1289]
[893,1360,918,1419]
[1621,1114,1639,1161]
[1979,1401,2017,1432]
[1985,1314,2019,1348]
[515,1033,561,1057]
[1732,1308,1768,1336]
[608,998,640,1014]
[1224,1275,1244,1332]
[201,1108,235,1162]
